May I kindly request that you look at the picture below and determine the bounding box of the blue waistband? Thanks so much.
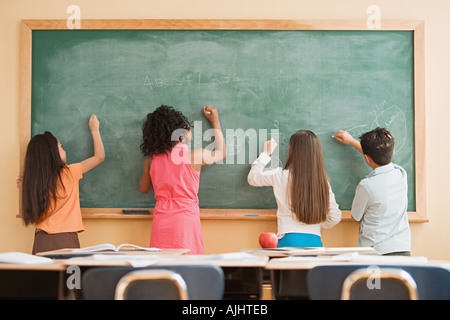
[277,233,323,248]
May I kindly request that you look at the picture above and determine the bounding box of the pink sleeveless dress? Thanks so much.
[149,142,204,255]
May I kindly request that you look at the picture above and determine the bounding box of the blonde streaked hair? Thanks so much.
[285,130,329,224]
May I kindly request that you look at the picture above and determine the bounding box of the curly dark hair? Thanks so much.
[140,105,191,157]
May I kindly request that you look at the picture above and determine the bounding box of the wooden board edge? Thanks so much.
[21,19,424,31]
[413,21,427,222]
[74,209,427,222]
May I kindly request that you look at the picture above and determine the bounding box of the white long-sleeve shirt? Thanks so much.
[248,152,342,237]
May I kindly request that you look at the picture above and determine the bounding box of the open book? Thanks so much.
[72,243,161,253]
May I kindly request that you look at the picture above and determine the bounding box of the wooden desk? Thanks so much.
[265,253,448,300]
[66,253,263,266]
[265,254,436,270]
[244,246,379,258]
[37,248,189,259]
[63,253,268,300]
[0,261,67,299]
[0,261,66,271]
[0,248,188,300]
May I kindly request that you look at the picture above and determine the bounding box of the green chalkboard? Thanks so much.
[31,29,415,211]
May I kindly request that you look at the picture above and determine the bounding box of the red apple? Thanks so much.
[259,232,278,248]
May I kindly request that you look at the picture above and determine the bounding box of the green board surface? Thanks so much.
[31,29,415,210]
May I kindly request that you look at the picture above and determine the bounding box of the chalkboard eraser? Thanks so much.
[122,209,150,215]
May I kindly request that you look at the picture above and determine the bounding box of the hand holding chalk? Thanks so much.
[88,114,100,132]
[332,130,355,145]
[332,130,364,154]
[263,138,277,155]
[203,105,219,124]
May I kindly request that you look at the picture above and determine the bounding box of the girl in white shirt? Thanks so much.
[248,130,341,247]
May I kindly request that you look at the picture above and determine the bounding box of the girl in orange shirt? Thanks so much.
[19,115,105,254]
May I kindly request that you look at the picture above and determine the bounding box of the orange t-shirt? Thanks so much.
[35,163,84,234]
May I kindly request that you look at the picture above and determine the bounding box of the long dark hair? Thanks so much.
[21,131,66,225]
[284,130,329,224]
[140,105,191,157]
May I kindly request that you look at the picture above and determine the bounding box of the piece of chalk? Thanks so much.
[245,214,259,217]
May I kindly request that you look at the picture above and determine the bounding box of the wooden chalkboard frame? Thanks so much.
[19,19,426,222]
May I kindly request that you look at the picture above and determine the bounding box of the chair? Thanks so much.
[270,269,310,300]
[81,265,224,300]
[115,269,189,300]
[341,268,418,300]
[307,265,450,300]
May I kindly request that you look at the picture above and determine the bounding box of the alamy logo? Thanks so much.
[366,5,381,30]
[66,5,81,30]
[366,265,381,290]
[171,120,281,166]
[66,265,81,290]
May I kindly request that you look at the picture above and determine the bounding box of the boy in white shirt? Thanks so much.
[333,127,411,255]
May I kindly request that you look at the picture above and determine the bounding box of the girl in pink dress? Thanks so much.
[139,105,226,254]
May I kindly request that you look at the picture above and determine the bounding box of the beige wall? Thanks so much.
[1,0,449,259]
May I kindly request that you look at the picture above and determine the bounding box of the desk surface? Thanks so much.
[63,252,269,268]
[5,247,450,271]
[37,248,190,256]
[266,255,450,270]
[0,260,67,271]
[244,246,379,258]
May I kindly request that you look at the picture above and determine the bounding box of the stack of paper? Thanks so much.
[0,252,53,265]
[92,254,161,267]
[279,252,428,265]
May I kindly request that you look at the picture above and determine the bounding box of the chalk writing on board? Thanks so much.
[345,104,407,154]
[143,72,240,89]
[372,105,407,154]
